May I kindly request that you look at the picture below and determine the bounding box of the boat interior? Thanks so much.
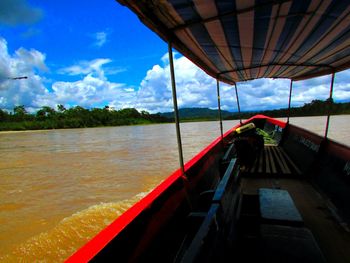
[83,116,350,263]
[170,118,350,263]
[67,1,350,261]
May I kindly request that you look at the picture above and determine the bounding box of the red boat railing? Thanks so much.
[66,115,286,262]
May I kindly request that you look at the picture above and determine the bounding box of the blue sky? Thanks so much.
[0,0,350,113]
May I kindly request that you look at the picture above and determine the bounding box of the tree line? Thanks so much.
[224,99,350,120]
[0,105,170,131]
[0,99,349,131]
[160,99,350,122]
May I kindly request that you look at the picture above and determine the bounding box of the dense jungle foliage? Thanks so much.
[0,99,349,131]
[0,105,169,131]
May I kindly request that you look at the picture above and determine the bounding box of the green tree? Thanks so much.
[36,106,56,120]
[0,109,9,122]
[57,104,66,112]
[13,105,28,121]
[65,106,91,127]
[14,105,27,115]
[91,108,110,125]
[119,108,141,118]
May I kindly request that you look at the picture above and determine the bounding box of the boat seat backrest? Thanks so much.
[213,159,241,217]
[222,143,236,164]
[177,158,242,262]
[179,204,221,263]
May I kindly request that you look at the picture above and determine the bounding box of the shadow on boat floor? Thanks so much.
[228,176,350,263]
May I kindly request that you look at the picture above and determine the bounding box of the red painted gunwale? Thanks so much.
[66,115,286,262]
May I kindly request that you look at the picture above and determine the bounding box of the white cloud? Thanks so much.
[38,74,133,109]
[0,38,133,111]
[0,0,42,26]
[133,55,224,113]
[1,35,350,114]
[133,55,350,113]
[93,31,108,48]
[42,59,133,108]
[231,79,291,111]
[132,55,291,113]
[0,37,49,110]
[59,59,111,76]
[58,58,125,78]
[329,71,350,102]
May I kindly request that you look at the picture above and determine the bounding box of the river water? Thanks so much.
[0,116,349,261]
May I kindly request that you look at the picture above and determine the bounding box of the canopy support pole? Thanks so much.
[234,83,242,124]
[324,73,335,139]
[287,80,293,123]
[168,42,185,176]
[216,79,224,142]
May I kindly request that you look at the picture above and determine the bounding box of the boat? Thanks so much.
[67,1,350,262]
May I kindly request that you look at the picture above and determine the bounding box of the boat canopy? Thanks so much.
[117,0,350,84]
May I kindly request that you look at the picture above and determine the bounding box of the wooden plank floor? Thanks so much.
[239,177,350,263]
[249,145,302,175]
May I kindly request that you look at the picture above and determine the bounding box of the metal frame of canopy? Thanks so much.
[168,41,337,175]
[117,0,350,83]
[65,2,350,261]
[119,0,346,175]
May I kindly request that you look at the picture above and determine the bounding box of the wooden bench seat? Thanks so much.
[249,145,302,175]
[259,224,326,263]
[259,188,303,226]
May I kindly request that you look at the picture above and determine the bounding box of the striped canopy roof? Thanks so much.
[117,0,350,84]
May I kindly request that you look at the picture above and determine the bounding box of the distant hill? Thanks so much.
[224,99,350,120]
[159,100,350,122]
[224,100,350,120]
[159,107,232,120]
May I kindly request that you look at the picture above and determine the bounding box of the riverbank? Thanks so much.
[2,100,349,131]
[0,107,170,132]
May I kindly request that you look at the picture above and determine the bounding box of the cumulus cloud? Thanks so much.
[38,75,134,109]
[1,35,349,113]
[329,71,350,102]
[0,38,133,111]
[132,55,291,112]
[133,54,350,113]
[232,79,291,111]
[133,55,221,112]
[42,59,133,108]
[0,0,42,26]
[0,37,49,110]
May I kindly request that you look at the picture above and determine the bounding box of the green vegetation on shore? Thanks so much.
[0,105,169,131]
[225,99,350,121]
[161,99,350,121]
[0,99,349,131]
